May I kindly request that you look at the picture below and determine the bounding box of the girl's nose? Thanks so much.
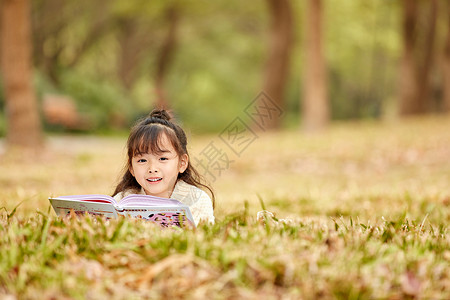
[148,165,158,173]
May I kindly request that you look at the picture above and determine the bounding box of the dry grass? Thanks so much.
[1,115,449,299]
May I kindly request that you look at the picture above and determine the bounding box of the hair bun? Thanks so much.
[149,109,171,121]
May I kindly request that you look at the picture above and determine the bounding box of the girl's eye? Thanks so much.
[137,158,147,163]
[159,157,168,161]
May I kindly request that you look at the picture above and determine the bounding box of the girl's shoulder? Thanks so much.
[171,180,210,205]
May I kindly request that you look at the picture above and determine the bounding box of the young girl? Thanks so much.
[112,109,215,226]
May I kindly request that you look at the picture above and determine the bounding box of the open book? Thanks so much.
[49,194,195,228]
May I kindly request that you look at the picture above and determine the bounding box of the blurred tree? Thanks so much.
[32,0,113,85]
[154,4,179,110]
[398,0,437,115]
[116,16,151,90]
[65,0,112,69]
[443,0,450,112]
[261,0,293,130]
[14,0,449,134]
[302,0,328,131]
[113,0,182,109]
[31,0,65,83]
[324,1,400,120]
[166,1,267,132]
[1,0,43,149]
[32,0,182,111]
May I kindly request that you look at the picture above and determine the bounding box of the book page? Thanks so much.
[49,198,118,218]
[118,206,195,228]
[119,194,185,207]
[51,194,117,205]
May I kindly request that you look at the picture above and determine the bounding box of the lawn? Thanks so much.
[1,116,449,299]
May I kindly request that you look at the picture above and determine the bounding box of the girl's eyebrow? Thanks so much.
[135,149,172,155]
[157,149,171,153]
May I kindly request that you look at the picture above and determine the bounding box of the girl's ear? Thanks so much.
[179,154,189,173]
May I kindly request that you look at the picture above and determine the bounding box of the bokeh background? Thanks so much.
[1,0,449,136]
[0,0,449,216]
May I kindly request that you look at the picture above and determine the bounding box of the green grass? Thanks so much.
[1,116,449,299]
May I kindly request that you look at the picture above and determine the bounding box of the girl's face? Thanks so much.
[129,134,188,198]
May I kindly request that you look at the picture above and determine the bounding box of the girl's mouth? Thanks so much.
[147,178,162,183]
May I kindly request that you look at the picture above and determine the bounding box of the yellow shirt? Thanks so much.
[113,180,215,226]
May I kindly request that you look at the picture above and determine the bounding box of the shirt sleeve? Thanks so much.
[189,189,215,226]
[170,181,215,226]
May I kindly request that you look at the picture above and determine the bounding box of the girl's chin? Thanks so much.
[143,180,176,198]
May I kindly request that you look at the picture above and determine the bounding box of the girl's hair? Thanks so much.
[112,109,215,208]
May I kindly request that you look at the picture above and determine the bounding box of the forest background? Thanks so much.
[1,0,449,143]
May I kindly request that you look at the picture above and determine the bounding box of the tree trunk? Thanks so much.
[302,0,329,131]
[260,0,293,130]
[117,18,142,90]
[1,0,43,149]
[399,0,437,115]
[399,0,420,115]
[154,5,179,110]
[443,1,450,112]
[31,0,65,85]
[416,0,437,112]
